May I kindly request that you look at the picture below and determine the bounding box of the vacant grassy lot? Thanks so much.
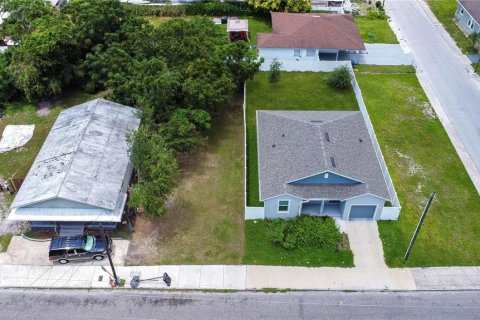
[126,95,244,265]
[245,220,354,267]
[0,90,106,180]
[427,0,477,54]
[146,15,271,45]
[355,65,480,267]
[354,16,398,44]
[246,72,358,206]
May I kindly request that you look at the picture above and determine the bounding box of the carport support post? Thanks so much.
[404,192,436,261]
[99,224,119,285]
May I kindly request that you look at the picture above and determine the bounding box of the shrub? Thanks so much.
[366,7,386,20]
[375,1,382,9]
[265,216,342,250]
[327,66,352,89]
[268,58,282,83]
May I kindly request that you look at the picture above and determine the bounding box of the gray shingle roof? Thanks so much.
[11,99,140,210]
[257,111,390,201]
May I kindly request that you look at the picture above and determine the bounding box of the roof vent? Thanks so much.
[330,156,336,167]
[359,138,363,142]
[325,132,330,142]
[282,134,285,137]
[272,144,276,148]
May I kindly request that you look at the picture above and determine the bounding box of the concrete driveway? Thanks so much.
[345,221,386,269]
[386,0,480,191]
[0,236,129,266]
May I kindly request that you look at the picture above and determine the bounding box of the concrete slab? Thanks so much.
[346,221,386,269]
[288,267,315,290]
[311,268,344,290]
[223,265,246,290]
[0,265,32,279]
[199,265,224,289]
[177,265,201,289]
[246,266,270,289]
[26,265,51,280]
[356,44,414,65]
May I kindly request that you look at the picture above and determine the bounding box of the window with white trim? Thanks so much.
[278,200,289,213]
[306,49,316,57]
[468,19,474,29]
[460,8,464,15]
[293,49,301,57]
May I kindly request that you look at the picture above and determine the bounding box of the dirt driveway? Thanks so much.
[0,236,129,266]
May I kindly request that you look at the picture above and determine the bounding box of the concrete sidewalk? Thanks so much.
[2,264,480,291]
[0,264,416,290]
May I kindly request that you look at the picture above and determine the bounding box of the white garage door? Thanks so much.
[349,205,376,219]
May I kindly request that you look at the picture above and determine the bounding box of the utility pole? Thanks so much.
[99,224,119,285]
[404,192,436,261]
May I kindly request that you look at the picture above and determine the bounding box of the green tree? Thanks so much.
[8,15,77,99]
[0,0,51,41]
[247,0,311,13]
[160,108,211,152]
[0,54,17,102]
[80,43,133,93]
[268,58,282,83]
[128,127,178,217]
[221,41,263,89]
[108,57,180,122]
[62,0,127,51]
[180,56,235,112]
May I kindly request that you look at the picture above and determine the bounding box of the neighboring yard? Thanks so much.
[126,95,245,265]
[427,0,477,53]
[354,16,398,44]
[246,72,358,207]
[355,65,480,267]
[0,91,106,180]
[146,15,271,45]
[245,220,354,267]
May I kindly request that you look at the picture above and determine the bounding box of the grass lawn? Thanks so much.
[427,0,477,54]
[0,234,13,252]
[126,95,245,265]
[245,220,354,267]
[146,15,271,45]
[354,16,398,44]
[246,72,358,206]
[355,65,480,267]
[0,90,106,181]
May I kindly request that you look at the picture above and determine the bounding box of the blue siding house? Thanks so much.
[455,0,480,35]
[256,111,392,220]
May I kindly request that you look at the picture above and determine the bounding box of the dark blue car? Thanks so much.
[49,236,112,264]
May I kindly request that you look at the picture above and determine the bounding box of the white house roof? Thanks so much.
[10,99,140,211]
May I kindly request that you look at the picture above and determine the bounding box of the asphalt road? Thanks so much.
[1,289,480,320]
[387,0,480,177]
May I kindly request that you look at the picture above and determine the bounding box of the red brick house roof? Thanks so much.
[257,12,366,51]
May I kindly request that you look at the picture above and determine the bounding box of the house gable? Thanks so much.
[288,171,361,186]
